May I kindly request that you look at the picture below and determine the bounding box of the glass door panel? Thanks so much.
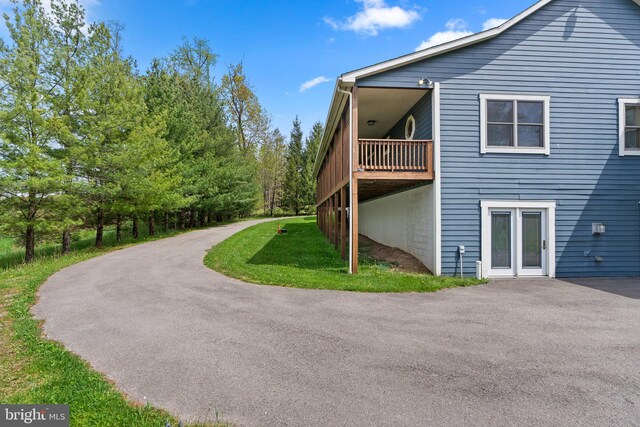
[517,210,546,276]
[489,210,515,276]
[522,212,542,268]
[491,212,512,269]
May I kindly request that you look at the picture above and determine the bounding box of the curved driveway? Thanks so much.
[34,220,640,426]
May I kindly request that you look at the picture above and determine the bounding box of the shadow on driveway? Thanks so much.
[559,277,640,299]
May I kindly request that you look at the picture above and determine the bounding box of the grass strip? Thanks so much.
[205,217,484,293]
[0,228,228,426]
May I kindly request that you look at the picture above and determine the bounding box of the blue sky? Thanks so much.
[2,0,537,137]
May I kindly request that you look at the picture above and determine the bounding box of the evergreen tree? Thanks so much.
[144,38,257,224]
[0,3,268,263]
[48,0,92,253]
[302,121,323,209]
[0,0,72,262]
[282,117,305,215]
[76,23,147,247]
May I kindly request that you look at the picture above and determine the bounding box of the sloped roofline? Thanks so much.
[313,0,640,176]
[341,0,640,83]
[340,0,554,84]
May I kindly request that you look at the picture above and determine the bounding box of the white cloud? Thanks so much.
[415,18,473,51]
[482,18,507,31]
[324,0,421,36]
[299,76,331,93]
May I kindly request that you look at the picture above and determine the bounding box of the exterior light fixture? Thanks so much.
[367,120,376,126]
[418,77,433,86]
[592,223,605,235]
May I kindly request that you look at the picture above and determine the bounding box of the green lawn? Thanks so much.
[205,217,485,293]
[0,224,164,270]
[0,228,227,427]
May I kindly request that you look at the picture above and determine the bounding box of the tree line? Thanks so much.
[0,0,322,263]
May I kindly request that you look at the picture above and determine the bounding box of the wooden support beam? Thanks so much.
[355,171,434,181]
[340,186,346,260]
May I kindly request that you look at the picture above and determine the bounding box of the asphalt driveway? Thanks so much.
[33,220,640,426]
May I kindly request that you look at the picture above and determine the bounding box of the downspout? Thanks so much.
[337,87,354,274]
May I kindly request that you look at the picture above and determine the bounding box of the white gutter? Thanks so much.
[336,87,353,274]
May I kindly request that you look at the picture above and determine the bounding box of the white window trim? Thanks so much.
[480,94,551,155]
[619,98,640,156]
[480,200,556,278]
[405,115,416,140]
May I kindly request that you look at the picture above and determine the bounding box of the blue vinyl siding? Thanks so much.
[386,95,432,140]
[358,0,640,277]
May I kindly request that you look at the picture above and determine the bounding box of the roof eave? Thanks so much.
[313,79,347,177]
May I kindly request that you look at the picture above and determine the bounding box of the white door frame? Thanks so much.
[481,200,556,278]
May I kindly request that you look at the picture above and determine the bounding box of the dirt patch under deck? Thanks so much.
[359,234,431,274]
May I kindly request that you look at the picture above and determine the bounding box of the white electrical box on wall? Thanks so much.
[592,223,605,235]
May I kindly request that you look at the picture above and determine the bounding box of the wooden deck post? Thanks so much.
[333,192,339,250]
[329,196,334,243]
[324,201,328,238]
[351,86,359,274]
[351,181,359,274]
[326,200,330,239]
[340,186,346,259]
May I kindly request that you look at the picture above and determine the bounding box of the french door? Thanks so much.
[488,208,547,277]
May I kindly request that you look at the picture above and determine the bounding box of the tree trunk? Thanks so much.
[163,211,169,233]
[181,210,188,229]
[95,208,104,248]
[116,216,122,242]
[132,216,139,239]
[25,225,35,263]
[270,186,277,217]
[61,229,71,254]
[216,213,222,222]
[148,213,155,236]
[189,208,196,228]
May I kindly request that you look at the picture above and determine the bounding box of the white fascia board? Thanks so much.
[341,0,553,83]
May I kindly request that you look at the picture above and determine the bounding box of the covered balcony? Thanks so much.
[314,84,435,273]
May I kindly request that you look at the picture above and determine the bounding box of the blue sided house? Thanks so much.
[312,0,640,278]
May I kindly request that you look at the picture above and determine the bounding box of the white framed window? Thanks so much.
[480,94,551,155]
[405,115,416,140]
[619,98,640,156]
